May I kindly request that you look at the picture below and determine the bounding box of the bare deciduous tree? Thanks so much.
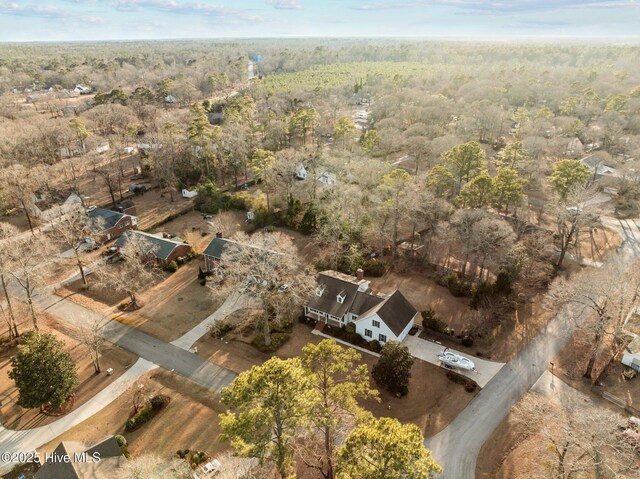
[513,391,639,479]
[0,222,20,339]
[550,187,600,270]
[6,234,50,330]
[52,206,99,286]
[546,255,640,379]
[212,232,313,347]
[94,233,159,309]
[78,316,106,374]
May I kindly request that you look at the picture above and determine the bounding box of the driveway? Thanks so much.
[0,282,239,475]
[404,336,505,388]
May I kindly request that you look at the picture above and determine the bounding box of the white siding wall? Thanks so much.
[355,313,396,344]
[354,312,416,344]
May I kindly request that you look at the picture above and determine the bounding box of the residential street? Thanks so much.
[0,279,244,474]
[426,219,640,479]
[425,304,577,478]
[35,289,238,392]
[0,358,157,475]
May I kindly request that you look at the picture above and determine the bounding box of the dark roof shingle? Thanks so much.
[371,290,417,336]
[116,230,188,261]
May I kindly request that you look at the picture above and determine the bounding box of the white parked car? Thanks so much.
[201,459,221,474]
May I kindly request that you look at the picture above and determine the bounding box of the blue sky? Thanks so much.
[0,0,638,42]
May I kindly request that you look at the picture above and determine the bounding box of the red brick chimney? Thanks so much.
[356,268,364,281]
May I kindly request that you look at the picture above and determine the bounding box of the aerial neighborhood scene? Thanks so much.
[1,1,640,478]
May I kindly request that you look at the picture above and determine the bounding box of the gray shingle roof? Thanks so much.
[350,290,384,316]
[203,237,231,259]
[35,436,124,479]
[365,290,417,336]
[116,230,188,261]
[88,208,126,229]
[306,271,371,319]
[306,271,417,336]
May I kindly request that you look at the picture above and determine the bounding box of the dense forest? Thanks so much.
[1,39,639,342]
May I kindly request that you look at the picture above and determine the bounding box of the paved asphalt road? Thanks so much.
[425,305,576,478]
[427,217,640,479]
[33,286,237,393]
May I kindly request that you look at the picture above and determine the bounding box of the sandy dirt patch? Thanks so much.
[368,270,471,332]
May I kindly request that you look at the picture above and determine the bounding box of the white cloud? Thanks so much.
[351,0,639,13]
[266,0,302,10]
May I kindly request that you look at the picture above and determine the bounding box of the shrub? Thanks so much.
[208,320,235,339]
[470,280,494,309]
[251,332,291,352]
[150,394,170,411]
[362,258,386,277]
[176,449,190,459]
[161,260,179,273]
[465,380,478,393]
[115,435,127,448]
[369,340,382,353]
[372,341,414,396]
[343,322,360,343]
[445,370,468,385]
[494,268,513,295]
[461,336,474,348]
[421,308,444,332]
[438,274,471,297]
[125,404,155,431]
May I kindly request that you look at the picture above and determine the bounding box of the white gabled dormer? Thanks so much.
[316,285,326,296]
[337,290,346,304]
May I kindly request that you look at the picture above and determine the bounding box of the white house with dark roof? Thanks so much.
[305,270,417,344]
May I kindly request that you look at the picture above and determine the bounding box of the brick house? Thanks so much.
[88,207,137,242]
[110,199,136,216]
[115,230,192,265]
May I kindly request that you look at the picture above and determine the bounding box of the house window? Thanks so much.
[378,334,387,343]
[372,320,380,328]
[364,329,372,338]
[118,224,123,229]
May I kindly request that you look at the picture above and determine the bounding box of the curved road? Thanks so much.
[425,305,575,478]
[426,216,640,478]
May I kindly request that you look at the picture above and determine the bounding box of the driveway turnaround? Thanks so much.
[403,336,505,388]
